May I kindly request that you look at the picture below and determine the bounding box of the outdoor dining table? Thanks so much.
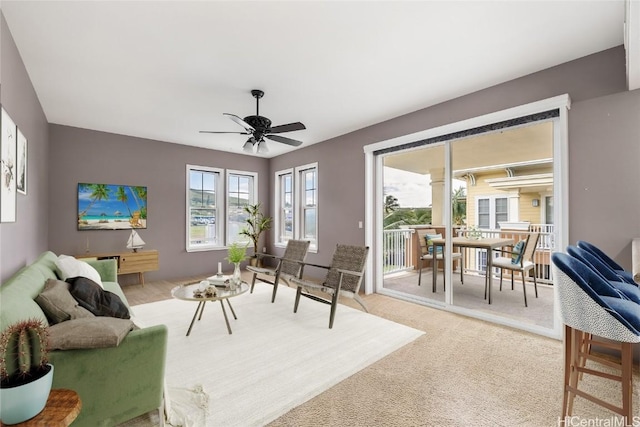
[430,236,515,304]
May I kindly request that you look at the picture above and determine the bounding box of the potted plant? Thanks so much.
[226,242,249,287]
[0,319,54,424]
[239,203,272,266]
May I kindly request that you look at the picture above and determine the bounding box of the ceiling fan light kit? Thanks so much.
[200,89,306,154]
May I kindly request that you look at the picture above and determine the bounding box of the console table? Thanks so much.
[77,250,159,285]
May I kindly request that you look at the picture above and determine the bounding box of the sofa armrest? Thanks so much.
[85,258,118,282]
[48,324,168,426]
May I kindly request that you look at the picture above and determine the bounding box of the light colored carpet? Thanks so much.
[129,284,424,426]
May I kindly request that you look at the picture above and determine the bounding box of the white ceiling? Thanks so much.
[1,1,636,158]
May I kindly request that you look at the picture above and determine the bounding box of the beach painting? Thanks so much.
[78,183,147,230]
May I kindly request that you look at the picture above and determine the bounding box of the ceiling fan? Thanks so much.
[200,89,306,153]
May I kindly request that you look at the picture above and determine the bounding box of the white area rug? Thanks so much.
[132,283,424,427]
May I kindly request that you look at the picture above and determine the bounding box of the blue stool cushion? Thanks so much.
[567,246,625,283]
[552,253,622,303]
[609,281,640,304]
[600,296,640,335]
[615,270,636,285]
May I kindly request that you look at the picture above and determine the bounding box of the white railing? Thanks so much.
[383,229,414,274]
[381,225,555,284]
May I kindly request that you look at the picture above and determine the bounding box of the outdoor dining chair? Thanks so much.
[416,229,463,292]
[247,239,310,303]
[290,244,369,329]
[551,252,640,425]
[492,232,540,307]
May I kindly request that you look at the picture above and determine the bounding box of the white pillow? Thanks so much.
[55,255,104,288]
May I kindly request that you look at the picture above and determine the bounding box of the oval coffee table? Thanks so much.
[171,281,249,335]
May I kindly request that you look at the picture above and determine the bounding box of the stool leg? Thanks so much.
[562,325,572,420]
[621,342,633,425]
[567,328,581,416]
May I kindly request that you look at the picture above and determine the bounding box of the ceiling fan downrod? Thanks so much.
[251,89,264,117]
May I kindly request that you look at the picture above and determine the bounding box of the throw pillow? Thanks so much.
[426,234,443,255]
[66,276,131,319]
[511,240,526,265]
[55,255,104,288]
[35,279,95,324]
[48,317,134,350]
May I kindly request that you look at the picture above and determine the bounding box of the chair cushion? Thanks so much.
[511,240,525,264]
[426,234,442,255]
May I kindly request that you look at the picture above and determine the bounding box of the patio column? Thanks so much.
[430,168,444,225]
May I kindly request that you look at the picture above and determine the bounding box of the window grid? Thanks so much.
[227,171,256,245]
[275,163,318,250]
[187,166,223,251]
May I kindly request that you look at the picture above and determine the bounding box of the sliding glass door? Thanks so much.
[366,96,569,337]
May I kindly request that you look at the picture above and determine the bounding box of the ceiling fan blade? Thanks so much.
[199,131,250,135]
[224,113,255,133]
[265,134,303,147]
[268,122,306,134]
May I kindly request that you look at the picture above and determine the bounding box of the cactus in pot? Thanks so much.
[0,319,50,387]
[0,319,54,424]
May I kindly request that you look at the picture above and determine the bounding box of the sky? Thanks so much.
[383,167,465,208]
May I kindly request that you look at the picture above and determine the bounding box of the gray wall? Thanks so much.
[569,89,640,265]
[271,46,637,269]
[47,125,270,283]
[0,14,50,283]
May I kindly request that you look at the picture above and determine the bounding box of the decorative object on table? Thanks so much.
[0,319,54,425]
[193,281,217,298]
[238,203,272,266]
[16,128,27,196]
[466,226,483,240]
[126,229,146,252]
[226,242,248,289]
[1,107,17,223]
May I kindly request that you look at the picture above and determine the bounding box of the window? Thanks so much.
[187,166,259,251]
[476,196,508,229]
[275,170,294,244]
[186,165,223,251]
[275,163,318,251]
[299,165,318,247]
[227,170,257,244]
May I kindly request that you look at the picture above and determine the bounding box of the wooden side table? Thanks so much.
[1,389,81,427]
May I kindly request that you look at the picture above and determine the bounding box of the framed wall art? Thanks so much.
[16,129,27,195]
[1,107,17,223]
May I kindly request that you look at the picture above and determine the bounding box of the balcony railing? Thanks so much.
[383,229,414,274]
[382,224,555,284]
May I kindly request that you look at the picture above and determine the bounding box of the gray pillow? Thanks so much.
[35,279,94,324]
[48,317,134,350]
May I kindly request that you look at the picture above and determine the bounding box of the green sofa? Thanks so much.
[0,251,168,426]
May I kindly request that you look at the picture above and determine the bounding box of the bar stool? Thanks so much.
[551,253,640,425]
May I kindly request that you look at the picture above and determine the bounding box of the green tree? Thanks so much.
[383,208,432,229]
[452,187,467,225]
[384,195,400,215]
[116,186,132,218]
[78,184,110,221]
